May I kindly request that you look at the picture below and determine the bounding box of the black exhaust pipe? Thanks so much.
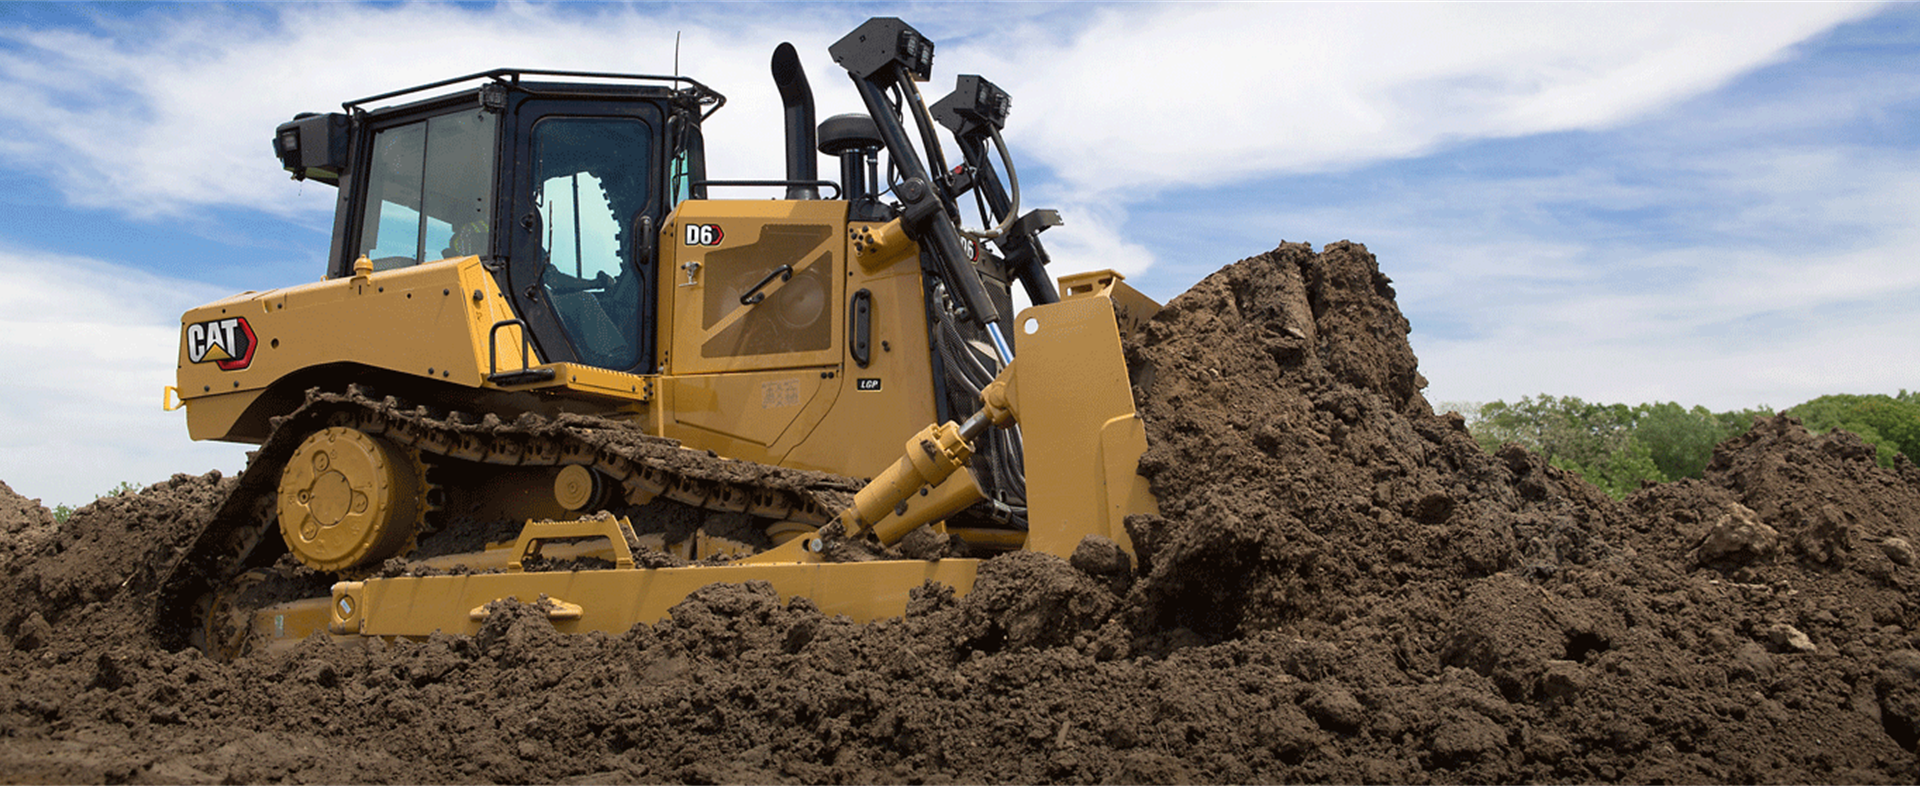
[771,42,819,199]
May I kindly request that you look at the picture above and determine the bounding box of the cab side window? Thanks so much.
[356,111,496,271]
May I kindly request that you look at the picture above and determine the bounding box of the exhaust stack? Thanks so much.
[771,42,819,199]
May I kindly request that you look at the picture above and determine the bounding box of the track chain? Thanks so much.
[152,384,862,652]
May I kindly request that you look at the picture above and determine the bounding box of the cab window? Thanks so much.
[532,116,652,369]
[356,110,496,271]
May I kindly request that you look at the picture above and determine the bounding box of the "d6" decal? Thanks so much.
[684,224,724,246]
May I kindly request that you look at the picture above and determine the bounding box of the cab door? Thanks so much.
[504,99,664,374]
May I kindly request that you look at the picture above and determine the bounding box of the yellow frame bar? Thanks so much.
[332,558,981,638]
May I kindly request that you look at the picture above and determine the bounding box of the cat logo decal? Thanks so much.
[185,317,256,371]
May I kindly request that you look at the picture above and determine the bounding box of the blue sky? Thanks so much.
[1,1,1914,506]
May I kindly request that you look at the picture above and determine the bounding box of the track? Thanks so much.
[149,384,863,653]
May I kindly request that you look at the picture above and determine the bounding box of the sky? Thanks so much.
[0,1,1915,506]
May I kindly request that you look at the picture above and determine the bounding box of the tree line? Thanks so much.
[1457,392,1920,498]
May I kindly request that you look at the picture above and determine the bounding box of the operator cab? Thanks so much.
[271,71,722,376]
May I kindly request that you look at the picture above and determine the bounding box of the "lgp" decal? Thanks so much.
[185,317,256,371]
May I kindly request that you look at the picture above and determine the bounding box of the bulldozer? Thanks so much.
[158,17,1160,658]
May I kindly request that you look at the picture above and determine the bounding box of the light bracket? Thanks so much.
[932,75,1011,136]
[830,17,935,82]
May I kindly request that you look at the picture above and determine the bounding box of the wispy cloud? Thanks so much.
[1267,133,1920,410]
[0,3,1876,234]
[0,247,248,506]
[0,4,877,220]
[955,3,1879,197]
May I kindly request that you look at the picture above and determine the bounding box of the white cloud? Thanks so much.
[1414,289,1920,413]
[0,4,878,219]
[1391,147,1920,411]
[0,247,249,507]
[2,4,1876,227]
[953,2,1878,197]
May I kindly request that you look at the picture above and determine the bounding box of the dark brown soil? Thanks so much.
[3,241,1918,783]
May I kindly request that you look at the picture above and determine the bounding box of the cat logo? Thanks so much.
[184,317,256,371]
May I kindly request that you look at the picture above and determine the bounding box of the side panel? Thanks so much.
[658,369,834,463]
[660,203,941,479]
[664,200,846,374]
[176,257,529,442]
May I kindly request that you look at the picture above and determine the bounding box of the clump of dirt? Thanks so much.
[1,241,1916,783]
[0,480,57,578]
[1705,413,1920,570]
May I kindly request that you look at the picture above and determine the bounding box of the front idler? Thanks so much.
[277,427,426,572]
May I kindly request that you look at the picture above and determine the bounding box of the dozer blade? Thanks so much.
[329,559,981,640]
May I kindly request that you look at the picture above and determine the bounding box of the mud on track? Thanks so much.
[3,241,1919,783]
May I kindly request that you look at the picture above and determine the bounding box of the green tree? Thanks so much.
[1787,393,1920,467]
[1567,437,1664,498]
[1472,395,1659,497]
[1633,401,1768,480]
[1467,395,1765,498]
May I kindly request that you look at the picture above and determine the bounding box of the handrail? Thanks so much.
[689,179,843,199]
[486,319,557,385]
[739,265,794,306]
[345,68,726,117]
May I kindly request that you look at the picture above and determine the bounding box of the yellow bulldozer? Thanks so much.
[158,18,1160,658]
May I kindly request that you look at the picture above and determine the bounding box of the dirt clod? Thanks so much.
[1693,501,1777,563]
[1,241,1916,783]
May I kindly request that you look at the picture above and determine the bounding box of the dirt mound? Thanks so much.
[1,473,230,653]
[1114,243,1917,780]
[1126,241,1626,643]
[2,242,1917,783]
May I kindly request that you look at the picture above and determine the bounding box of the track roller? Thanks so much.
[553,464,609,512]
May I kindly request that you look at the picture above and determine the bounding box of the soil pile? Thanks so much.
[1122,242,1919,781]
[0,481,56,578]
[1125,241,1625,643]
[2,242,1917,783]
[1,473,231,653]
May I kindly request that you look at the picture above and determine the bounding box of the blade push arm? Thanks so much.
[833,271,1162,559]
